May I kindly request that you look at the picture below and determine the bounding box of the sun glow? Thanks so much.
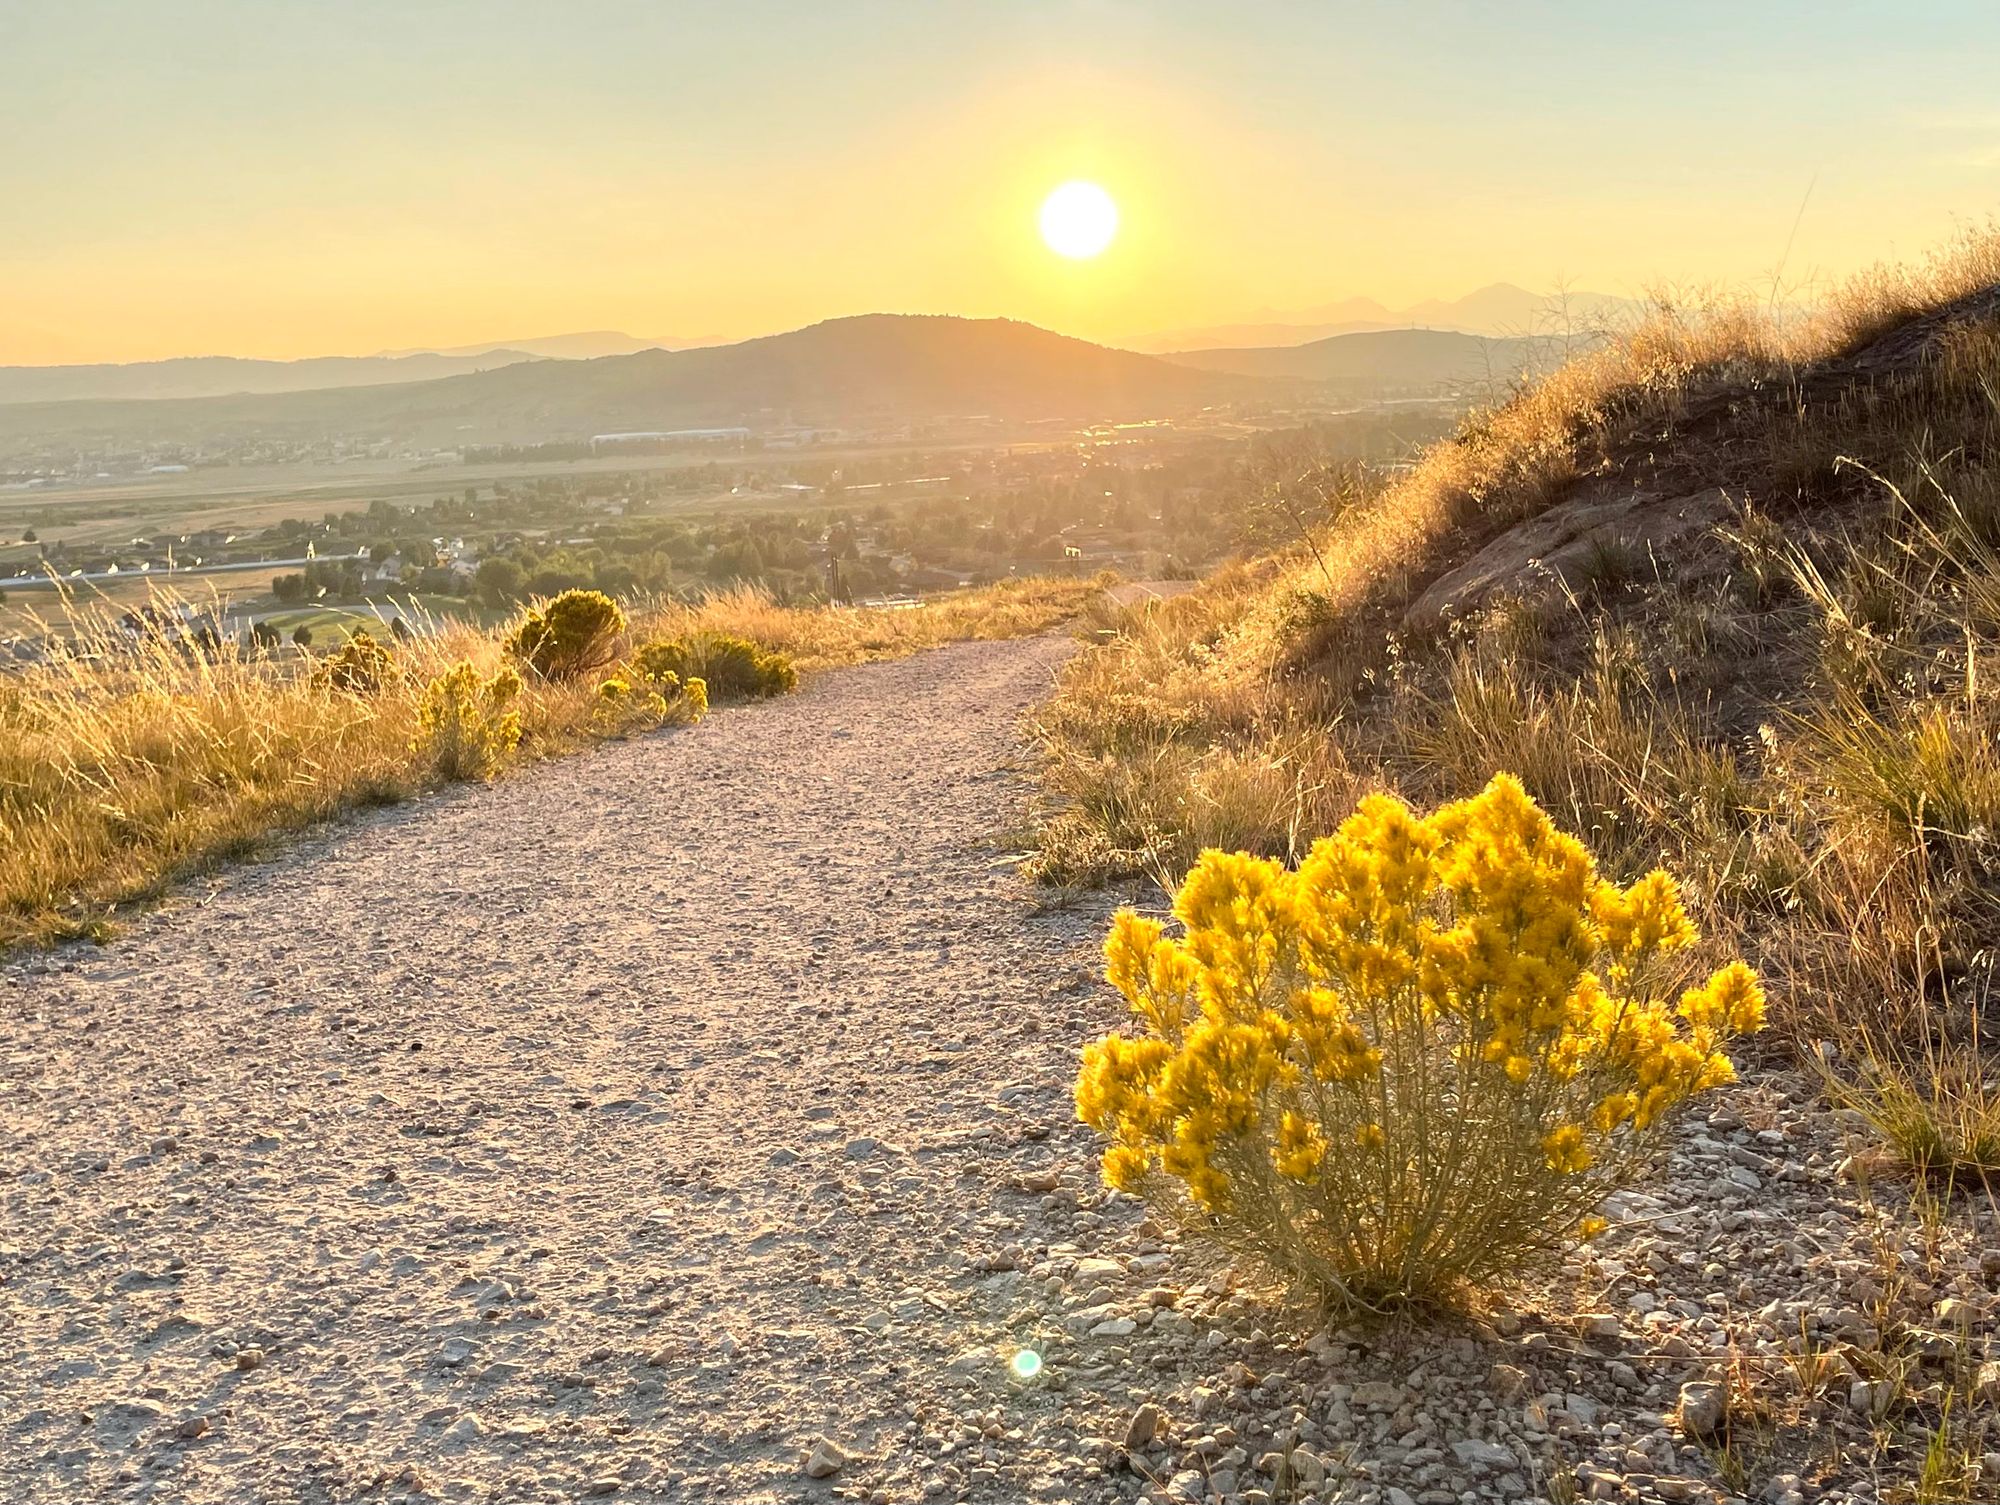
[1038,181,1118,260]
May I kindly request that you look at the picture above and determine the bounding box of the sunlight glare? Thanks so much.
[1038,181,1118,260]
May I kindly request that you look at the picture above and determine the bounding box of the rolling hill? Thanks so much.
[0,316,1263,456]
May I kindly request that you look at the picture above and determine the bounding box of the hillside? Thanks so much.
[1159,326,1566,388]
[0,315,1260,456]
[1033,235,2000,1490]
[0,348,543,405]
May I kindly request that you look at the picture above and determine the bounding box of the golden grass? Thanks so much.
[0,573,1103,948]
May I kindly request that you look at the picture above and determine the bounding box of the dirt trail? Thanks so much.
[1,635,1164,1504]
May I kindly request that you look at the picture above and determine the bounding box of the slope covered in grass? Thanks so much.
[1034,227,2000,1073]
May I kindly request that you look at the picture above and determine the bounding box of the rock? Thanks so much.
[437,1336,476,1368]
[1451,1438,1519,1471]
[1285,1448,1328,1488]
[1677,1379,1728,1439]
[583,1479,619,1497]
[1351,1380,1403,1407]
[234,1347,264,1372]
[1124,1402,1162,1451]
[1488,1362,1532,1401]
[1936,1296,1977,1326]
[768,1147,801,1167]
[176,1415,210,1440]
[1576,1313,1622,1341]
[804,1437,848,1479]
[444,1413,486,1443]
[1974,1360,2000,1405]
[842,1137,878,1160]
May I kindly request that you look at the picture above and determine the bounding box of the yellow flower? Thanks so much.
[1542,1124,1592,1174]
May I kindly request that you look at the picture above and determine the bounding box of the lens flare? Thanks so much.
[1009,1348,1043,1382]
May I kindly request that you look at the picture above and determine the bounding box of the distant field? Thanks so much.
[0,568,291,632]
[0,571,489,638]
[0,435,1058,553]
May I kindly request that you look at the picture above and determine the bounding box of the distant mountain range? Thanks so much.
[0,348,546,406]
[1138,283,1643,351]
[374,331,730,361]
[1161,328,1574,389]
[0,331,751,407]
[0,316,1262,454]
[0,315,1587,461]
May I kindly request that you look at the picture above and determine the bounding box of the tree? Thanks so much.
[292,624,314,648]
[251,620,281,650]
[475,556,526,609]
[20,528,36,544]
[272,572,308,604]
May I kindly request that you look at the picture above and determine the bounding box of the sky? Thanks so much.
[2,0,1997,364]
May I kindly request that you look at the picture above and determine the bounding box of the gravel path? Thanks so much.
[0,635,1151,1504]
[6,634,1997,1505]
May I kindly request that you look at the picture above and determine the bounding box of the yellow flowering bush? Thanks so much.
[1076,773,1765,1306]
[595,663,709,732]
[506,590,626,681]
[414,661,522,781]
[312,630,397,694]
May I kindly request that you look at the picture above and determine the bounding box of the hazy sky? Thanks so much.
[3,1,1996,363]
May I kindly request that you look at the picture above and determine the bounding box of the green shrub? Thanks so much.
[414,661,522,782]
[506,590,626,681]
[635,633,796,701]
[312,631,395,694]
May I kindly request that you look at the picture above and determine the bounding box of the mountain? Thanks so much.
[1159,328,1572,389]
[1141,284,1642,351]
[375,331,725,361]
[0,315,1263,455]
[0,349,543,406]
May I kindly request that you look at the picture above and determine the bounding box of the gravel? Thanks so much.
[4,634,1995,1505]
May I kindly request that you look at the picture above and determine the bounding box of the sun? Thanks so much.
[1039,181,1118,260]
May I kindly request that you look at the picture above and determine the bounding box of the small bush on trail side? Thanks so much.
[635,633,796,701]
[312,631,396,694]
[414,661,523,782]
[597,666,709,732]
[506,590,626,681]
[1076,772,1765,1310]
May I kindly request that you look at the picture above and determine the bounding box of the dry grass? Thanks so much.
[1033,225,2000,1189]
[0,574,1103,948]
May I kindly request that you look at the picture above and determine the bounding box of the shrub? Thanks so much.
[597,664,710,733]
[414,661,522,781]
[634,632,795,701]
[312,631,395,694]
[505,590,625,681]
[1076,773,1765,1307]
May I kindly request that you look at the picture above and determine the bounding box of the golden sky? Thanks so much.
[2,1,1996,364]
